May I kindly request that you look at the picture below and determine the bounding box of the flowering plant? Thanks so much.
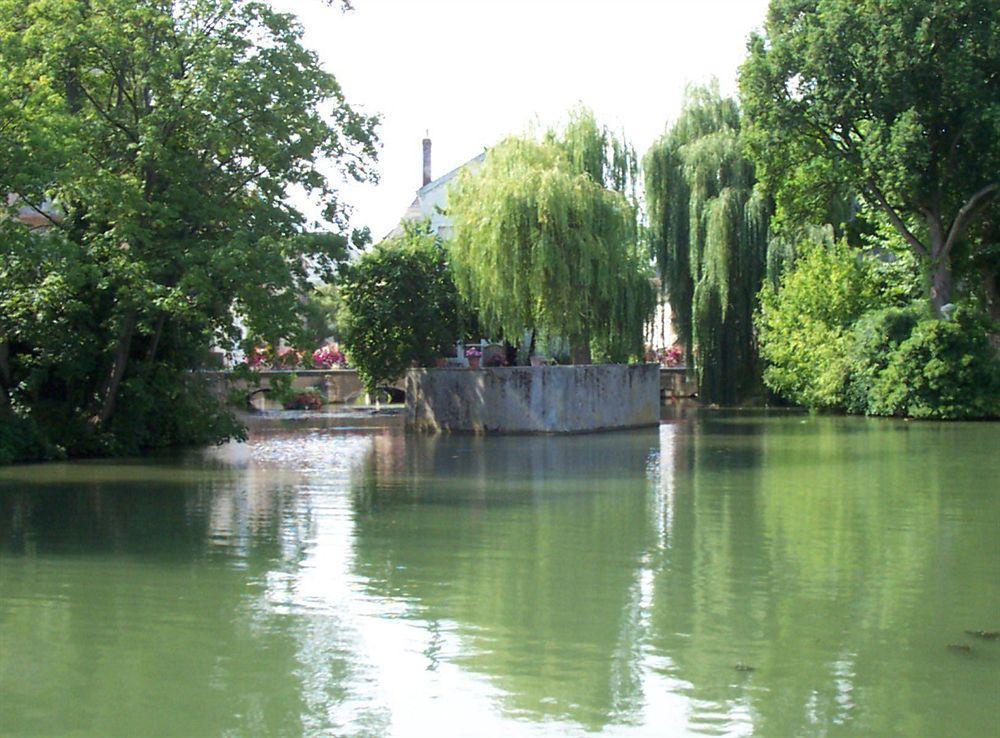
[464,346,482,358]
[659,344,684,367]
[245,346,268,368]
[312,344,347,369]
[274,345,301,368]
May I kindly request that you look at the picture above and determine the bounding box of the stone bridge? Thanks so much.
[203,369,406,407]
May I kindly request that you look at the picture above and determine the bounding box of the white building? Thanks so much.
[387,137,484,241]
[6,194,60,228]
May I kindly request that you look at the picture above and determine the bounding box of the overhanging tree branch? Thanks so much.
[942,182,998,257]
[863,180,928,258]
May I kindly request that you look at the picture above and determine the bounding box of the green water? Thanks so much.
[1,412,998,737]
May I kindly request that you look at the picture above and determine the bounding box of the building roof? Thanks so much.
[385,151,485,241]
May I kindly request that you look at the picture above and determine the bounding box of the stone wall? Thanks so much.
[660,367,698,398]
[406,364,660,434]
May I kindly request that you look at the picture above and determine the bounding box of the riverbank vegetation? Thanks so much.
[740,0,998,418]
[0,0,377,461]
[339,223,467,397]
[1,0,996,464]
[644,85,770,404]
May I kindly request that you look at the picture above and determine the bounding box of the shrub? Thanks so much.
[844,304,924,414]
[757,239,880,409]
[866,307,999,419]
[339,224,464,397]
[0,410,60,465]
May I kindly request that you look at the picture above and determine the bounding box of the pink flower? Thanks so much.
[312,344,347,369]
[659,344,684,366]
[245,347,267,368]
[274,346,300,368]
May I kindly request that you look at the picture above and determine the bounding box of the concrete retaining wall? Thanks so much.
[406,364,660,434]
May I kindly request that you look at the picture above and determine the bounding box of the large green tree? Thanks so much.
[740,0,999,314]
[447,109,655,364]
[644,85,771,404]
[0,0,377,458]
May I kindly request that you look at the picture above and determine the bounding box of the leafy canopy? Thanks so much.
[446,108,654,363]
[0,0,377,458]
[740,0,999,309]
[339,224,464,397]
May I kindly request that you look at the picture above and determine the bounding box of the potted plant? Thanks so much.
[465,345,482,369]
[283,390,324,410]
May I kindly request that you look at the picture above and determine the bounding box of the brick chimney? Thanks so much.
[422,135,432,187]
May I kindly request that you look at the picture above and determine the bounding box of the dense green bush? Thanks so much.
[844,304,925,414]
[758,237,999,419]
[0,411,58,465]
[757,239,880,409]
[339,225,465,397]
[865,307,999,419]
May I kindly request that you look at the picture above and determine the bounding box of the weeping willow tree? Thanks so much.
[645,85,770,403]
[447,108,654,363]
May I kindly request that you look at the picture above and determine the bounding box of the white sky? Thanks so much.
[277,0,770,238]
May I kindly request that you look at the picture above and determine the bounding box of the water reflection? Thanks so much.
[0,413,997,737]
[349,430,660,730]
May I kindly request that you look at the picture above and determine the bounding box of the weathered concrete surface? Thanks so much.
[406,364,660,433]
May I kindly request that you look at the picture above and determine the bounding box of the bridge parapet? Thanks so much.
[202,369,404,406]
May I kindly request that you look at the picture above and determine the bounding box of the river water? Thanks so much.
[1,411,997,737]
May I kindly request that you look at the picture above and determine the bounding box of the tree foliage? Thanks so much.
[757,239,884,409]
[757,236,998,419]
[447,108,655,364]
[339,224,464,397]
[740,0,1000,313]
[864,306,999,419]
[0,0,377,460]
[645,84,771,404]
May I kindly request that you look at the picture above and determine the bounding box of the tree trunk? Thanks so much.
[144,313,166,368]
[570,329,592,365]
[0,342,10,407]
[92,310,137,427]
[930,255,953,316]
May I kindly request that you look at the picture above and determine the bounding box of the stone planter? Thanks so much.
[406,364,660,433]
